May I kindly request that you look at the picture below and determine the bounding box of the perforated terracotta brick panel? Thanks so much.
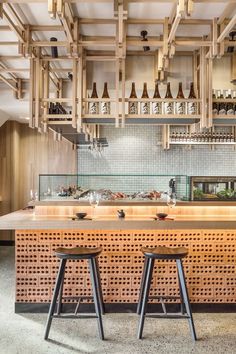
[15,229,236,303]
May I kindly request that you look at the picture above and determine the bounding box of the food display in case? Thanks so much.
[38,174,190,202]
[191,176,236,201]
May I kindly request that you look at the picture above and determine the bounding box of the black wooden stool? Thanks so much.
[44,246,105,340]
[137,246,197,341]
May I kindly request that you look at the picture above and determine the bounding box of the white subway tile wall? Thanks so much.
[77,126,236,197]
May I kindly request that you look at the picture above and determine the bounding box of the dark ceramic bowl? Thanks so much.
[76,212,87,219]
[156,213,168,220]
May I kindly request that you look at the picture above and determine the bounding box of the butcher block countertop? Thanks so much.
[1,209,236,230]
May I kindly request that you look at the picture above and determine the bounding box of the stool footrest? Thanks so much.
[61,296,93,301]
[52,314,98,319]
[146,313,190,319]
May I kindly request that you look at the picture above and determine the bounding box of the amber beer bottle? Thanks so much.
[152,82,162,114]
[141,82,150,114]
[89,82,99,114]
[176,82,185,115]
[164,82,174,114]
[101,82,110,115]
[187,82,197,115]
[128,82,138,114]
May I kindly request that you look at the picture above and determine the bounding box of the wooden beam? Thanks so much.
[187,0,194,16]
[217,3,236,24]
[2,9,24,42]
[212,17,218,57]
[0,61,18,82]
[72,58,77,129]
[4,3,25,32]
[0,73,17,91]
[168,1,186,44]
[2,0,236,3]
[207,57,213,128]
[163,17,169,57]
[115,59,120,128]
[29,58,35,128]
[217,14,236,43]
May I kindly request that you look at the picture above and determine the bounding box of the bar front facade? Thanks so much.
[1,0,236,351]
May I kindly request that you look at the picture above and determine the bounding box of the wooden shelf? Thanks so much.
[126,98,201,103]
[213,114,236,118]
[125,114,201,119]
[170,141,235,145]
[46,114,72,119]
[213,99,236,103]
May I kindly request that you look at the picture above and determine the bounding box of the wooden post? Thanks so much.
[29,58,35,128]
[77,51,83,131]
[115,59,120,128]
[43,61,49,132]
[200,47,207,129]
[207,57,213,128]
[72,57,78,129]
[121,58,125,128]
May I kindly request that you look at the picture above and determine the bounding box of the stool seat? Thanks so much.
[54,246,102,260]
[141,246,188,259]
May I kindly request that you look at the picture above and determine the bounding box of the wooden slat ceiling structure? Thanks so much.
[0,0,236,129]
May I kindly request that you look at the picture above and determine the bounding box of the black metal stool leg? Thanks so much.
[89,259,105,340]
[44,259,67,340]
[177,270,185,315]
[176,259,197,341]
[93,257,105,315]
[57,269,65,315]
[137,256,148,315]
[137,258,154,339]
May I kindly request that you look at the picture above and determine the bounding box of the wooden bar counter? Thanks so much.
[0,201,236,312]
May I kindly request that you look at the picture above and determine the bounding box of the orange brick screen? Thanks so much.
[15,229,236,303]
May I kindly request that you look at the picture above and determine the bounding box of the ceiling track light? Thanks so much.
[50,37,58,58]
[68,72,73,81]
[141,30,150,52]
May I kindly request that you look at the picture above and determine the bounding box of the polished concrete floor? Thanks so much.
[1,246,236,354]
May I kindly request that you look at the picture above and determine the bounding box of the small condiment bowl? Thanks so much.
[156,213,168,220]
[76,212,87,219]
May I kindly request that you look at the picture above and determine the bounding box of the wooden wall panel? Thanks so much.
[0,121,77,240]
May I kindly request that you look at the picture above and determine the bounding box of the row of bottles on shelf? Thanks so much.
[128,82,197,115]
[48,102,72,121]
[89,82,111,115]
[88,82,198,116]
[170,131,235,143]
[212,89,236,115]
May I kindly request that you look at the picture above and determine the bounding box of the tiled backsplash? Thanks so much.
[77,126,236,194]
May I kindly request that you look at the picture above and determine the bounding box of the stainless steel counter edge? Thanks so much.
[1,210,236,230]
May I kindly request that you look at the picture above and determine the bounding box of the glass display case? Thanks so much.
[39,174,190,201]
[191,176,236,201]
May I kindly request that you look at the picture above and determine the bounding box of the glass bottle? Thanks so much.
[218,90,226,115]
[152,82,162,114]
[187,82,197,115]
[212,89,218,115]
[101,82,110,115]
[233,91,236,115]
[140,82,150,114]
[89,82,99,114]
[226,89,234,115]
[176,82,185,115]
[164,82,174,114]
[128,82,138,114]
